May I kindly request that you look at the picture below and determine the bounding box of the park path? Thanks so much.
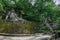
[0,35,53,40]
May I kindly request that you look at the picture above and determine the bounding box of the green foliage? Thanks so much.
[0,0,60,33]
[0,1,4,12]
[1,0,54,21]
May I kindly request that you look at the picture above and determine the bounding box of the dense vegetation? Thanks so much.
[0,0,60,34]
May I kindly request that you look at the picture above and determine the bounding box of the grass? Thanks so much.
[0,20,54,34]
[0,20,40,34]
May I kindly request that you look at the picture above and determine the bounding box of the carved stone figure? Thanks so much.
[5,8,26,24]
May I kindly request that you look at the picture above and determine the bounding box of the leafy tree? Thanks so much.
[0,0,60,33]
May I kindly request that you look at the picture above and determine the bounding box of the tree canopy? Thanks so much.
[0,0,60,33]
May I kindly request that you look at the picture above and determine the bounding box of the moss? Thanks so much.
[0,21,39,34]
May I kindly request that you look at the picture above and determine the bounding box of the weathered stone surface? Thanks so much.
[0,35,53,40]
